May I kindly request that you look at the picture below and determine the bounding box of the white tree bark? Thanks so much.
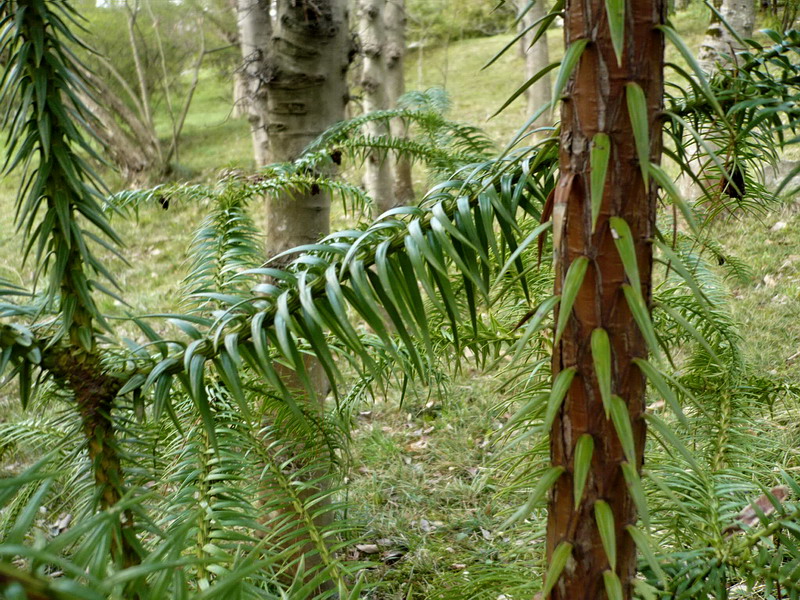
[360,0,395,213]
[237,4,351,590]
[517,0,551,129]
[265,0,351,261]
[385,0,415,206]
[232,71,248,118]
[236,0,272,167]
[698,0,756,74]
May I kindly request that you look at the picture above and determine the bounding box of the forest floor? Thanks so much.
[0,4,799,599]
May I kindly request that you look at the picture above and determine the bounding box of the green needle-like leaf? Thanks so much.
[591,328,613,415]
[605,0,625,66]
[625,82,650,192]
[603,570,623,600]
[543,542,573,597]
[632,358,687,426]
[645,413,700,470]
[590,133,610,232]
[573,433,595,507]
[626,525,667,585]
[658,24,725,117]
[555,256,589,345]
[545,367,577,431]
[620,462,649,528]
[609,395,636,465]
[552,38,589,115]
[595,500,617,570]
[648,162,698,233]
[503,466,565,528]
[608,217,641,293]
[621,284,660,361]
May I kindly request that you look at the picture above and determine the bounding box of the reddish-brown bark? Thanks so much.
[546,1,665,598]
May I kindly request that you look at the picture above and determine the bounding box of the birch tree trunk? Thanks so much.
[360,0,395,213]
[236,0,272,167]
[698,0,755,73]
[385,0,415,206]
[518,0,552,129]
[546,0,665,597]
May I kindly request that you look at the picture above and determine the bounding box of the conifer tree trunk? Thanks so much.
[360,0,395,213]
[236,0,272,166]
[265,0,351,258]
[546,1,665,597]
[385,0,415,206]
[262,1,351,589]
[518,0,552,128]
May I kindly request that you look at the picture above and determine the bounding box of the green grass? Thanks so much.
[1,6,799,598]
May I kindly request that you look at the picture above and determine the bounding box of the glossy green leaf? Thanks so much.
[608,217,640,293]
[625,82,650,191]
[545,367,577,431]
[543,542,573,597]
[591,328,612,415]
[491,62,559,118]
[645,413,699,470]
[653,239,712,311]
[573,433,595,507]
[552,38,589,114]
[632,358,687,426]
[508,295,561,366]
[658,303,722,366]
[603,570,623,600]
[503,466,565,527]
[648,162,698,233]
[605,0,625,66]
[555,256,589,345]
[621,284,661,361]
[609,395,636,465]
[621,462,649,528]
[7,480,50,545]
[626,525,667,585]
[595,500,617,570]
[590,133,610,232]
[620,462,650,528]
[657,24,725,117]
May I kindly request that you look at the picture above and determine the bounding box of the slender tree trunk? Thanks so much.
[263,0,351,588]
[546,0,665,598]
[265,0,351,257]
[518,0,552,129]
[236,0,272,167]
[698,0,755,73]
[232,71,248,118]
[125,1,156,140]
[360,0,395,213]
[385,0,415,206]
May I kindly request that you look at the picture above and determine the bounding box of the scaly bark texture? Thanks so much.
[44,350,138,568]
[518,0,552,129]
[385,0,415,206]
[546,1,665,598]
[360,0,395,213]
[265,0,351,259]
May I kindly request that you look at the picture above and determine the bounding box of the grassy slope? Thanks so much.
[0,5,797,598]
